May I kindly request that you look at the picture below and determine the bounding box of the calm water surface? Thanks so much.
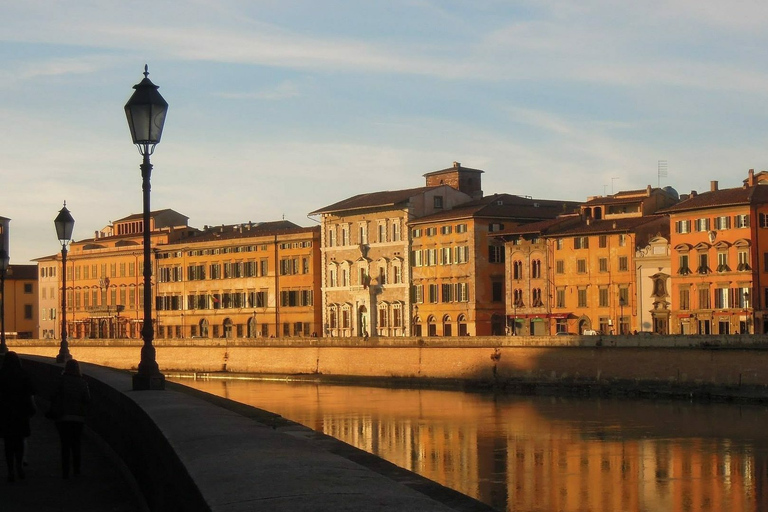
[171,377,768,512]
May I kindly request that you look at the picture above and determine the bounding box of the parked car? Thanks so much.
[556,331,575,336]
[582,329,601,335]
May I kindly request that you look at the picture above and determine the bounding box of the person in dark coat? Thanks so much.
[0,352,37,482]
[50,359,90,478]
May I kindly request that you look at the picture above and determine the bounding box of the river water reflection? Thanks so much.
[172,377,768,512]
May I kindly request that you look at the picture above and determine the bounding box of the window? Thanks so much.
[328,229,336,247]
[714,288,729,309]
[24,283,32,294]
[599,235,607,248]
[412,285,424,303]
[441,225,452,235]
[531,259,542,278]
[577,288,587,308]
[678,254,691,275]
[492,281,503,302]
[737,287,750,308]
[440,247,453,265]
[599,258,608,272]
[675,220,691,234]
[760,213,768,228]
[455,246,470,264]
[428,284,439,303]
[441,284,453,303]
[358,224,367,244]
[556,288,566,308]
[393,266,401,284]
[714,216,731,230]
[457,283,469,302]
[717,252,729,272]
[618,234,626,247]
[679,288,690,310]
[391,221,400,242]
[618,286,629,304]
[695,218,711,232]
[697,253,710,274]
[698,288,710,309]
[556,260,565,274]
[434,196,444,209]
[341,227,349,245]
[426,227,437,237]
[24,304,32,320]
[513,260,523,280]
[738,251,750,271]
[574,236,589,249]
[599,287,609,307]
[489,245,505,263]
[378,223,386,243]
[412,228,422,238]
[456,224,467,233]
[556,239,564,250]
[513,289,524,307]
[411,250,423,267]
[489,223,504,232]
[618,256,628,271]
[532,288,543,307]
[577,259,587,274]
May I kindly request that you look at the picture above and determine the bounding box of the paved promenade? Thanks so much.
[2,405,146,511]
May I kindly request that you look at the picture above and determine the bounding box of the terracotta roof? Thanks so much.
[410,194,579,224]
[114,208,184,223]
[169,221,317,244]
[422,164,484,177]
[659,185,768,214]
[6,264,37,280]
[310,187,437,215]
[553,215,668,236]
[495,215,581,236]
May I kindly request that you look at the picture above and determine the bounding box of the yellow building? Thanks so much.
[37,209,198,340]
[155,221,321,339]
[1,265,38,339]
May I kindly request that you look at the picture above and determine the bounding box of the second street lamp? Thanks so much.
[125,65,168,391]
[0,216,10,354]
[54,202,75,363]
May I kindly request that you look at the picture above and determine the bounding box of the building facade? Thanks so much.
[155,221,321,339]
[1,265,38,339]
[662,171,768,335]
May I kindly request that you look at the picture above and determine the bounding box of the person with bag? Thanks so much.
[0,352,37,483]
[49,359,90,479]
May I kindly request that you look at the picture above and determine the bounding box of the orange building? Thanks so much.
[410,194,578,336]
[37,209,197,340]
[661,171,768,335]
[1,265,38,339]
[501,186,677,335]
[155,221,321,339]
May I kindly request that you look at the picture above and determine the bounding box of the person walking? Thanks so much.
[0,352,37,483]
[49,359,90,479]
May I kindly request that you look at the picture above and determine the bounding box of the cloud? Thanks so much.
[215,81,301,100]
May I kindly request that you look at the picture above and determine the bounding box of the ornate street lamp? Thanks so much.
[54,203,75,363]
[0,216,10,354]
[125,65,168,390]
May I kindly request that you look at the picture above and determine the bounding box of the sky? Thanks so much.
[2,0,768,264]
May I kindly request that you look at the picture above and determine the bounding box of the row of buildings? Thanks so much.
[4,163,768,340]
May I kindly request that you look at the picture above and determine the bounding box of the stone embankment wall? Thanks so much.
[11,334,768,398]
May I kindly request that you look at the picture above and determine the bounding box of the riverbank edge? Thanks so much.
[166,370,768,405]
[164,379,496,512]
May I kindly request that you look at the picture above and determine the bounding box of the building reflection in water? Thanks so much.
[174,378,768,512]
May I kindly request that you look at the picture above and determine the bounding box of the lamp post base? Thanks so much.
[132,372,165,391]
[55,352,72,363]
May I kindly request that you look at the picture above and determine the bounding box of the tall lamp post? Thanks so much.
[619,296,626,335]
[54,203,75,363]
[125,65,168,391]
[0,216,10,355]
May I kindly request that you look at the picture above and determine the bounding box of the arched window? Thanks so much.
[513,260,523,280]
[457,314,468,336]
[223,318,233,338]
[532,288,543,307]
[427,315,437,336]
[199,319,209,338]
[513,289,524,307]
[442,315,452,336]
[531,259,541,279]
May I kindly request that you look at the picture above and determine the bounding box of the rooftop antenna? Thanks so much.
[657,160,668,188]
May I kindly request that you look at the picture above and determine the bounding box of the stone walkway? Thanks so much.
[1,406,146,512]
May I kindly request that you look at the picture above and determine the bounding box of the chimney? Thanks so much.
[749,169,755,186]
[711,181,718,192]
[690,190,698,198]
[453,161,460,169]
[646,185,652,196]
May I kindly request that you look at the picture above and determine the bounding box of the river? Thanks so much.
[170,377,768,512]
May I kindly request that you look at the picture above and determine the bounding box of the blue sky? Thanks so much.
[2,0,768,263]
